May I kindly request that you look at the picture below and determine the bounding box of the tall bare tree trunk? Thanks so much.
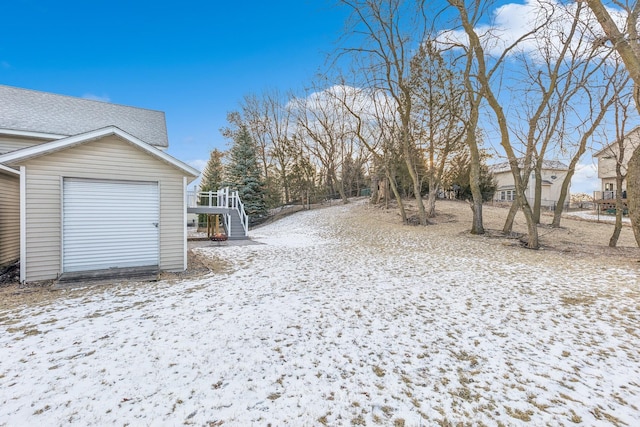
[452,0,536,245]
[533,168,542,223]
[609,173,625,246]
[387,170,407,224]
[627,147,640,246]
[339,174,349,204]
[469,138,484,234]
[403,140,428,225]
[503,199,520,235]
[426,144,437,218]
[426,182,437,218]
[370,175,379,204]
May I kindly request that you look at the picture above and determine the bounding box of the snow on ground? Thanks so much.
[566,210,631,224]
[1,202,640,426]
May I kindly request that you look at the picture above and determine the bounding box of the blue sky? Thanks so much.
[0,0,347,172]
[0,0,603,193]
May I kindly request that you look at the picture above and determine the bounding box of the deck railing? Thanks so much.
[186,188,228,208]
[186,187,248,236]
[594,190,627,200]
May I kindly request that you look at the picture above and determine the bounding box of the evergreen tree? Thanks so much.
[444,151,496,202]
[200,149,225,192]
[226,123,267,221]
[198,149,225,226]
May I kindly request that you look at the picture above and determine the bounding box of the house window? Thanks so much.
[500,190,515,201]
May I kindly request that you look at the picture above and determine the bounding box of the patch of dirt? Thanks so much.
[159,249,230,282]
[0,249,229,309]
[381,199,640,263]
[0,261,19,287]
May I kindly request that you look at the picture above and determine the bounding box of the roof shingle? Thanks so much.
[0,85,168,148]
[489,158,568,174]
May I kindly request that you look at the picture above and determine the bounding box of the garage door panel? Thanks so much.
[63,178,159,273]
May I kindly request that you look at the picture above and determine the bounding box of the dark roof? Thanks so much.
[489,158,568,174]
[0,85,168,148]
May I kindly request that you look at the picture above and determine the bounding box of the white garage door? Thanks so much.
[63,178,159,273]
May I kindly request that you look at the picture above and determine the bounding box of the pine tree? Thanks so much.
[197,149,225,226]
[226,123,267,221]
[445,151,496,202]
[200,149,225,192]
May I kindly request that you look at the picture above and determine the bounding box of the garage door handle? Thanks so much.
[153,222,158,228]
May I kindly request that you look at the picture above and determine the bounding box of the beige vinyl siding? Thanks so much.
[20,135,186,282]
[0,172,20,266]
[0,135,52,155]
[597,132,640,180]
[493,169,567,207]
[598,154,618,179]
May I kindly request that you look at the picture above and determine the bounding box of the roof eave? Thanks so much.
[0,128,68,140]
[0,163,20,175]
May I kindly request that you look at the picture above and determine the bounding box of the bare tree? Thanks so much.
[337,0,431,224]
[448,21,487,234]
[448,0,550,248]
[238,95,271,188]
[327,83,410,221]
[550,62,628,228]
[605,89,636,246]
[495,1,620,231]
[260,90,296,204]
[502,0,592,228]
[293,86,351,203]
[233,92,298,206]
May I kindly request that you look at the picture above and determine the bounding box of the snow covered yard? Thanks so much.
[1,201,639,426]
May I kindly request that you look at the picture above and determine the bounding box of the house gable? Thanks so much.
[0,126,199,180]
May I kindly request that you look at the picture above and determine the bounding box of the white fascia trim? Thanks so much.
[0,163,19,175]
[19,166,26,283]
[0,128,67,140]
[0,126,200,178]
[183,176,188,271]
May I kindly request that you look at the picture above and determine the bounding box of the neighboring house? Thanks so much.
[490,159,570,208]
[0,85,199,283]
[593,126,640,206]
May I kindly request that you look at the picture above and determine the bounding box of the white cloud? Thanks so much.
[571,162,599,194]
[188,159,207,172]
[82,93,111,102]
[182,160,205,191]
[438,0,625,61]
